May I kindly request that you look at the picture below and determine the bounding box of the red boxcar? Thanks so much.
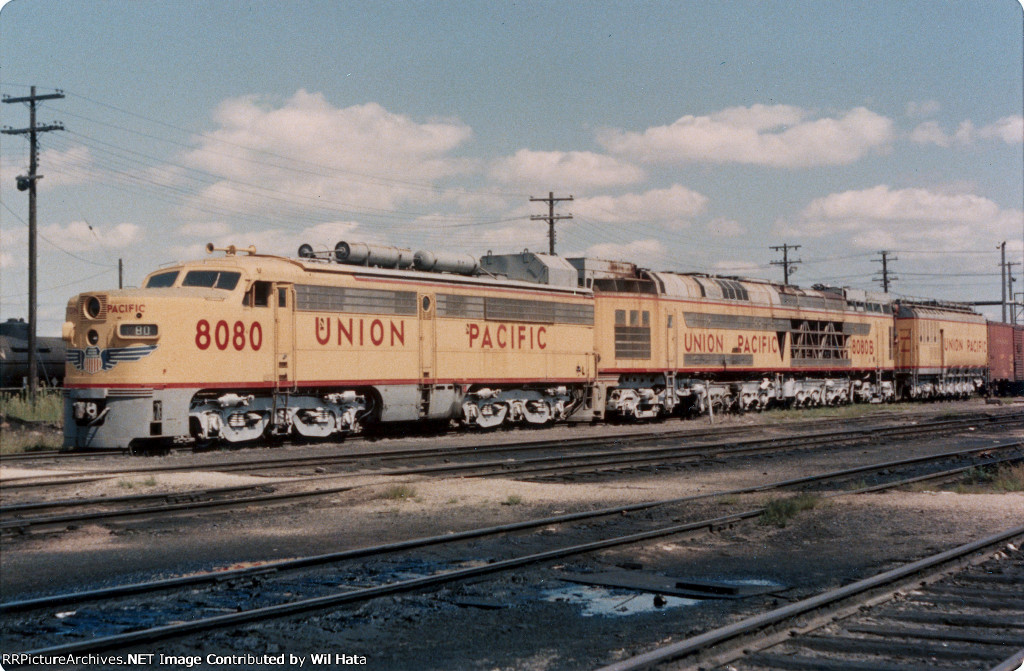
[987,321,1024,395]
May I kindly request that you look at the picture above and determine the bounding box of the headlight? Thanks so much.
[87,329,100,345]
[85,296,102,319]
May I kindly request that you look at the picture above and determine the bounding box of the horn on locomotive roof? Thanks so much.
[206,243,257,256]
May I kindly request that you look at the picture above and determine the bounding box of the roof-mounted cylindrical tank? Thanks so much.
[413,249,480,275]
[334,241,414,269]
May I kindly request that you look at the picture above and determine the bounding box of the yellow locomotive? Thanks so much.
[63,240,989,450]
[63,242,595,449]
[569,258,896,419]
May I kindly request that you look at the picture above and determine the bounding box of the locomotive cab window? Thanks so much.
[278,287,288,308]
[244,281,272,307]
[145,271,179,288]
[183,270,241,291]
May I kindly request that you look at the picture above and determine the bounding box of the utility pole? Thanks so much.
[873,250,898,293]
[999,241,1007,322]
[1007,262,1019,326]
[119,258,124,289]
[530,192,573,255]
[769,244,801,285]
[2,87,65,403]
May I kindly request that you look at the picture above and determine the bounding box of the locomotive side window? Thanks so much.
[244,281,272,307]
[278,287,288,307]
[615,310,626,326]
[145,271,179,288]
[183,270,241,291]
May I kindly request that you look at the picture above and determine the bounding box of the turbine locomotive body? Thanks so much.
[63,244,595,449]
[62,241,993,450]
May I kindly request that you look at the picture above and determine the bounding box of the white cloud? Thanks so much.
[906,100,941,118]
[177,221,233,237]
[40,221,142,251]
[597,105,894,167]
[573,185,708,229]
[909,115,1023,147]
[706,217,745,238]
[909,121,950,147]
[583,238,669,265]
[979,115,1024,144]
[180,90,476,217]
[488,149,644,191]
[790,185,1023,252]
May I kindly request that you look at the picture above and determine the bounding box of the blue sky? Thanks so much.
[1,0,1022,335]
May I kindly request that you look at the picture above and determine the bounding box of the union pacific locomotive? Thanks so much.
[62,241,993,450]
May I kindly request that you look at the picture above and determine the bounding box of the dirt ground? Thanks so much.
[1,402,1022,670]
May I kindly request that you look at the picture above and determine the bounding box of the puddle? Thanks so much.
[542,584,700,617]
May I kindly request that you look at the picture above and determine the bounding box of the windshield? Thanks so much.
[145,271,179,288]
[182,270,241,290]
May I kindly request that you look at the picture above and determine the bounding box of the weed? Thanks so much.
[382,484,416,501]
[992,464,1024,492]
[501,494,522,506]
[0,430,62,454]
[118,476,157,490]
[0,389,63,423]
[758,493,821,528]
[716,494,740,505]
[960,466,995,485]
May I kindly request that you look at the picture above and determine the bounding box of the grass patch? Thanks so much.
[992,464,1024,492]
[759,493,821,528]
[760,402,919,424]
[381,484,417,501]
[953,463,1024,493]
[501,494,522,506]
[716,494,740,505]
[0,428,63,454]
[118,476,157,490]
[0,389,63,423]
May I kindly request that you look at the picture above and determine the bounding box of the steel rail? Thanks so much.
[989,649,1024,671]
[2,424,1020,535]
[2,409,1017,486]
[9,457,1022,660]
[594,525,1024,671]
[2,442,1019,627]
[3,411,1010,496]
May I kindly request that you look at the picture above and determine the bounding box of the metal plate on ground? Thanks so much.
[555,570,784,599]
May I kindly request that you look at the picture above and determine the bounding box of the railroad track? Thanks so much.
[3,411,1021,494]
[1,404,1016,469]
[2,417,1021,536]
[2,444,1022,659]
[596,528,1024,671]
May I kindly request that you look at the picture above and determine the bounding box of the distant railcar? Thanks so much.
[987,321,1024,395]
[894,302,987,399]
[0,318,66,388]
